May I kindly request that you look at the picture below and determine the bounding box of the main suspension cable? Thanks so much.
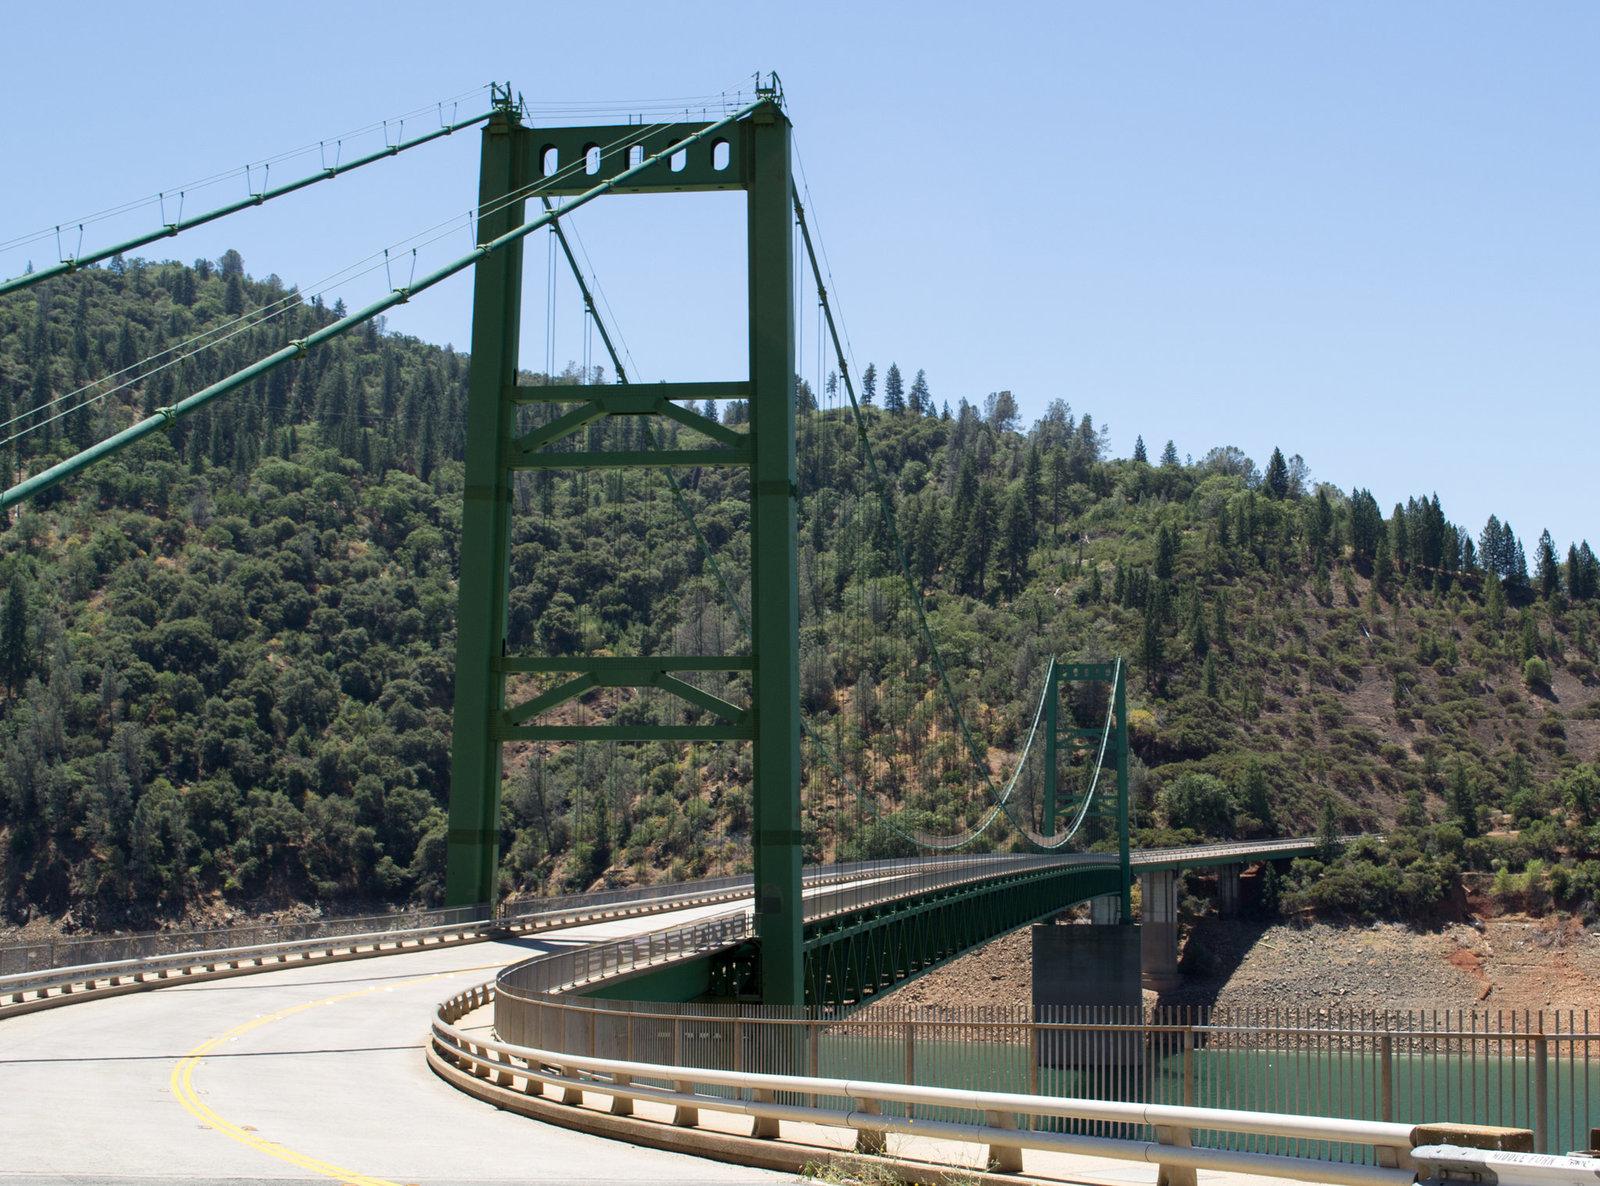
[1,97,499,297]
[1,97,767,511]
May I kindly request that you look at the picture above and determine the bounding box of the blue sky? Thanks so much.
[3,2,1595,555]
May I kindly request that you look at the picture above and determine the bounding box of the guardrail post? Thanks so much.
[986,1110,1023,1173]
[1380,1034,1394,1123]
[809,1023,821,1107]
[751,1088,779,1139]
[1155,1123,1197,1186]
[904,1023,916,1120]
[1534,1030,1549,1154]
[559,1065,583,1106]
[1183,1028,1195,1107]
[672,1080,699,1128]
[854,1098,886,1154]
[610,1073,633,1116]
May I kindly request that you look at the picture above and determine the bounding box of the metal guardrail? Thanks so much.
[433,982,1463,1186]
[0,879,756,1014]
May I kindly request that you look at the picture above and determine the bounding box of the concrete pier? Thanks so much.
[1031,923,1142,1068]
[1140,868,1181,992]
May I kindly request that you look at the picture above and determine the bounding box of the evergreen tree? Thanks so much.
[1348,488,1383,562]
[1141,586,1165,687]
[911,497,943,588]
[1132,435,1148,464]
[1240,758,1272,830]
[1390,506,1410,573]
[1048,446,1068,540]
[860,362,876,405]
[1264,447,1289,499]
[882,363,905,413]
[1449,764,1481,838]
[1022,443,1042,527]
[1160,439,1180,468]
[1483,566,1507,627]
[1373,534,1393,595]
[958,480,997,596]
[1569,541,1600,600]
[909,368,930,416]
[997,488,1032,598]
[1536,529,1560,601]
[1154,523,1178,582]
[1316,797,1342,862]
[0,575,28,700]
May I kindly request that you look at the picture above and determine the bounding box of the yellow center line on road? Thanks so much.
[169,961,505,1186]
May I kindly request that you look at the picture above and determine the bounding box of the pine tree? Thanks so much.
[1348,488,1383,563]
[1022,443,1042,527]
[1264,447,1289,499]
[1316,798,1342,862]
[1483,566,1506,627]
[882,363,904,413]
[1048,446,1068,540]
[1155,523,1177,582]
[1,575,28,700]
[1160,440,1179,468]
[909,369,930,416]
[1536,530,1560,601]
[997,488,1032,598]
[1373,535,1393,596]
[1140,588,1165,688]
[1240,758,1272,830]
[860,363,876,405]
[1390,506,1410,573]
[1449,764,1480,838]
[1132,435,1148,464]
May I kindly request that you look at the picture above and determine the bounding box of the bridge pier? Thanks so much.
[1089,893,1122,925]
[1031,923,1141,1069]
[1140,869,1181,993]
[1216,863,1241,918]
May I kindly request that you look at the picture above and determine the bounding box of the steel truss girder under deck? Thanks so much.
[802,863,1123,1011]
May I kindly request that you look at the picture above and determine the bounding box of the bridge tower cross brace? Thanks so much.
[443,86,805,1007]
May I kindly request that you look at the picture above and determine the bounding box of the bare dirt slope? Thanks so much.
[861,914,1600,1020]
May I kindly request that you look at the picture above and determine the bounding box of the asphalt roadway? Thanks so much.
[0,905,797,1186]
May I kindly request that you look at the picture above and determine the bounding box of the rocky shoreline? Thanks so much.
[861,912,1600,1021]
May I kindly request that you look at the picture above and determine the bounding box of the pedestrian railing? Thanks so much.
[494,945,1594,1163]
[437,982,1536,1186]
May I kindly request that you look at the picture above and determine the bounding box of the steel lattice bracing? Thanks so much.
[443,88,805,1006]
[803,863,1123,1011]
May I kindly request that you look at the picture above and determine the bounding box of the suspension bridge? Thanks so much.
[1,78,1544,1185]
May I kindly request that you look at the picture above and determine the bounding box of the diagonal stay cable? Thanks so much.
[1,98,768,512]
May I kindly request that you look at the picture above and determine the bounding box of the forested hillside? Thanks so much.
[2,255,1598,930]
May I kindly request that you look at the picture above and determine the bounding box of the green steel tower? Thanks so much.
[443,83,804,1006]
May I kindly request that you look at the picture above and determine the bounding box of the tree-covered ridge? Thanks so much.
[2,257,1598,930]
